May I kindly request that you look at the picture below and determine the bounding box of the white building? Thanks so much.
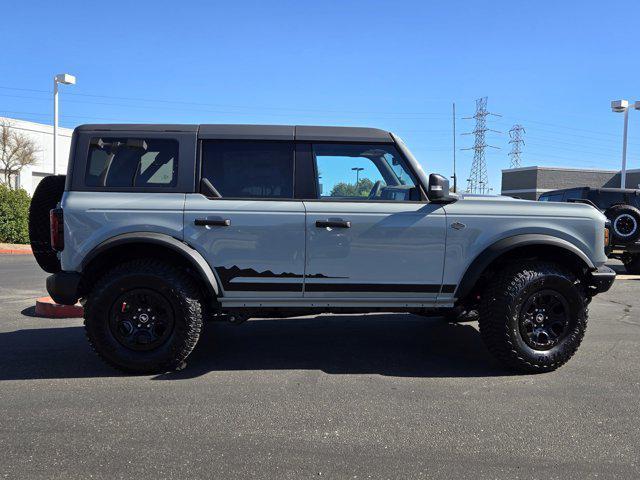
[0,116,73,196]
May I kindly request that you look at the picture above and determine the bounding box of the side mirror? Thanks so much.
[427,173,455,203]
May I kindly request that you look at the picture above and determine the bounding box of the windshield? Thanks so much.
[392,134,430,190]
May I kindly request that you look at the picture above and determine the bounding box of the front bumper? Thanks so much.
[46,271,82,305]
[586,265,616,294]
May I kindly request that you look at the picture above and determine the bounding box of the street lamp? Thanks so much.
[53,73,76,175]
[611,99,640,189]
[351,167,364,184]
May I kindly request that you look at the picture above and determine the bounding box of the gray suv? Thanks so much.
[28,124,615,374]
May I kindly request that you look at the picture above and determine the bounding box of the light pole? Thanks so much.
[611,99,640,189]
[53,73,76,175]
[351,167,364,184]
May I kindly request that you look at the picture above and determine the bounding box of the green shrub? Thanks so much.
[0,185,31,244]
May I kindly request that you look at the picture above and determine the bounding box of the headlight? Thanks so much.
[604,227,610,247]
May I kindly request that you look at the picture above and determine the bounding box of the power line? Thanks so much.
[461,97,501,194]
[508,124,525,168]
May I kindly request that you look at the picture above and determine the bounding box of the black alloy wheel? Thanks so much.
[109,288,175,351]
[518,290,570,350]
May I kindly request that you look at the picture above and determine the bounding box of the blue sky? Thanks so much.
[1,0,639,191]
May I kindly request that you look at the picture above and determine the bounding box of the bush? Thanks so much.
[0,185,31,244]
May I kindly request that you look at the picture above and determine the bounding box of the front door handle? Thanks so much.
[194,218,231,227]
[316,220,351,229]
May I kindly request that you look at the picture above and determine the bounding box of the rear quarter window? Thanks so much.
[588,191,626,209]
[85,138,178,188]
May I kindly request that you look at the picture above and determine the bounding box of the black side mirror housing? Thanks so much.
[427,173,456,203]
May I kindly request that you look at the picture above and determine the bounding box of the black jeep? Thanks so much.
[539,187,640,273]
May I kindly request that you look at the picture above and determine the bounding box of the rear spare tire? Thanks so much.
[28,175,66,273]
[605,204,640,244]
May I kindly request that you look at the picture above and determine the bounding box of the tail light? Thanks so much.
[50,208,64,251]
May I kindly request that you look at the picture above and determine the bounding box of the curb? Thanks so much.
[0,248,32,255]
[35,296,84,318]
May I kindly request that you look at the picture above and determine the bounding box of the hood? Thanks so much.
[453,194,606,221]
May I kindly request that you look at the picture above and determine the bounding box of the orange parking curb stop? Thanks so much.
[34,296,83,318]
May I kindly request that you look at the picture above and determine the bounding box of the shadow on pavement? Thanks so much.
[0,313,511,381]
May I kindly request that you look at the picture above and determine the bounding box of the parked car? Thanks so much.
[538,187,640,273]
[29,124,614,374]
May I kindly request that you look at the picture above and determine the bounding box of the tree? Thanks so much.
[0,120,38,189]
[330,178,375,197]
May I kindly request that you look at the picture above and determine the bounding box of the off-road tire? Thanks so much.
[623,253,640,275]
[28,175,66,273]
[84,259,203,374]
[605,204,640,244]
[479,261,588,373]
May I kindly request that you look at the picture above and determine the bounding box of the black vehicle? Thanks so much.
[539,187,640,273]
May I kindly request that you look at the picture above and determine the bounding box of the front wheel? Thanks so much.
[84,259,204,374]
[478,261,588,373]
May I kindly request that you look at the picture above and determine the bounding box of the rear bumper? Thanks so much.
[46,271,82,305]
[586,265,616,294]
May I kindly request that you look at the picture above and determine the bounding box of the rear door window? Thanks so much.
[85,138,178,188]
[200,141,294,199]
[539,193,563,202]
[561,188,584,201]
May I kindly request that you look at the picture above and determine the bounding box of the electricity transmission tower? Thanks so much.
[462,97,501,194]
[508,124,526,168]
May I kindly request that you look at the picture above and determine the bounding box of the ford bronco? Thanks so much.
[539,187,640,273]
[28,124,615,374]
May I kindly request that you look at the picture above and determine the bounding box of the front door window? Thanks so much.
[313,144,418,201]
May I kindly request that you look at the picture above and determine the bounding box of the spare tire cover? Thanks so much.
[28,175,66,273]
[605,204,640,244]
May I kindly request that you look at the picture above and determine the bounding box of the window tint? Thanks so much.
[312,144,417,201]
[589,191,626,209]
[201,141,294,199]
[85,138,178,188]
[562,188,584,201]
[539,193,563,202]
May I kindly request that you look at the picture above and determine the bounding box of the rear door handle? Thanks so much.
[316,220,351,229]
[194,218,231,227]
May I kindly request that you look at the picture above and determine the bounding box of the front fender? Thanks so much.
[454,234,595,300]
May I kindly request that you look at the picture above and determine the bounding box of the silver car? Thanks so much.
[28,124,615,374]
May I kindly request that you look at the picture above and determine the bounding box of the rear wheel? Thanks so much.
[478,261,588,373]
[84,259,203,374]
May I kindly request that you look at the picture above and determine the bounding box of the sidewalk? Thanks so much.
[0,243,32,255]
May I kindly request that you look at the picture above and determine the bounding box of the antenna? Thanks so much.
[461,97,501,194]
[508,124,525,168]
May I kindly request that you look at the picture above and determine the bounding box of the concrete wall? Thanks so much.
[0,117,73,196]
[501,166,640,200]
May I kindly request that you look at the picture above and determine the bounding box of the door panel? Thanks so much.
[184,195,306,297]
[303,201,447,300]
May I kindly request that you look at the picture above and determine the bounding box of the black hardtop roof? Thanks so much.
[74,124,393,143]
[542,186,640,195]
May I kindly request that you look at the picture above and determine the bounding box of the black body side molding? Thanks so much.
[455,234,595,301]
[81,232,220,296]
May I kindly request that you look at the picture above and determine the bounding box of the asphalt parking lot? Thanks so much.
[0,255,638,479]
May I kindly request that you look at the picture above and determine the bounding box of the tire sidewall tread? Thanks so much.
[84,259,203,374]
[479,261,588,373]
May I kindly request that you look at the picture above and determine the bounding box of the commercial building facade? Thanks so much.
[501,166,640,200]
[0,117,72,196]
